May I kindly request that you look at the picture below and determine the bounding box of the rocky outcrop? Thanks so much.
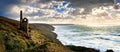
[66,45,100,52]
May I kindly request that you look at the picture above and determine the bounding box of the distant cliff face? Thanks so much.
[30,24,62,44]
[0,16,72,52]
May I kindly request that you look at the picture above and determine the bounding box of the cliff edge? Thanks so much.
[0,16,72,52]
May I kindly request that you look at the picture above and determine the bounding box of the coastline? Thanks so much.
[0,16,115,52]
[53,24,116,52]
[30,23,104,52]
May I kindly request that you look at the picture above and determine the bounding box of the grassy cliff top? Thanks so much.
[0,16,72,52]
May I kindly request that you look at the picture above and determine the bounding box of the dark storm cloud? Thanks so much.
[0,0,20,16]
[38,0,52,3]
[0,0,115,21]
[0,0,113,13]
[0,0,20,11]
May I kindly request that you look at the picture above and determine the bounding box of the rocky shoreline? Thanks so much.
[40,24,114,52]
[66,45,99,52]
[30,23,101,52]
[66,45,114,52]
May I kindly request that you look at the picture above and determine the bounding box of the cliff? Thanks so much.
[30,23,62,44]
[0,16,72,52]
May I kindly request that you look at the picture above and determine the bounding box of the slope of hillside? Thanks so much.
[30,23,62,44]
[0,16,72,52]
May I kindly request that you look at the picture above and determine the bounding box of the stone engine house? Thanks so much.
[19,10,30,38]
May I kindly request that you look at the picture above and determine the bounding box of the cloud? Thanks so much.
[0,0,20,12]
[8,0,77,21]
[1,0,116,24]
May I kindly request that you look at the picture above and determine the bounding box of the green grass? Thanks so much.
[0,16,72,52]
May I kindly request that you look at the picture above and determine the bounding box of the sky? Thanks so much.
[0,0,115,23]
[0,0,75,21]
[0,0,20,16]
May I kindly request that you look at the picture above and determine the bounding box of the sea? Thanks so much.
[53,25,120,52]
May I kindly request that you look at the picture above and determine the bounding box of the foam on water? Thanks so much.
[53,25,120,52]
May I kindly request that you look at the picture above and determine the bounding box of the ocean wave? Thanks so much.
[54,25,120,52]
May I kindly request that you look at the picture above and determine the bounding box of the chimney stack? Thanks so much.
[20,10,23,21]
[20,10,23,29]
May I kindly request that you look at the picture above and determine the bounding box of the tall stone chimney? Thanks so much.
[20,10,23,29]
[20,10,23,22]
[19,10,30,38]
